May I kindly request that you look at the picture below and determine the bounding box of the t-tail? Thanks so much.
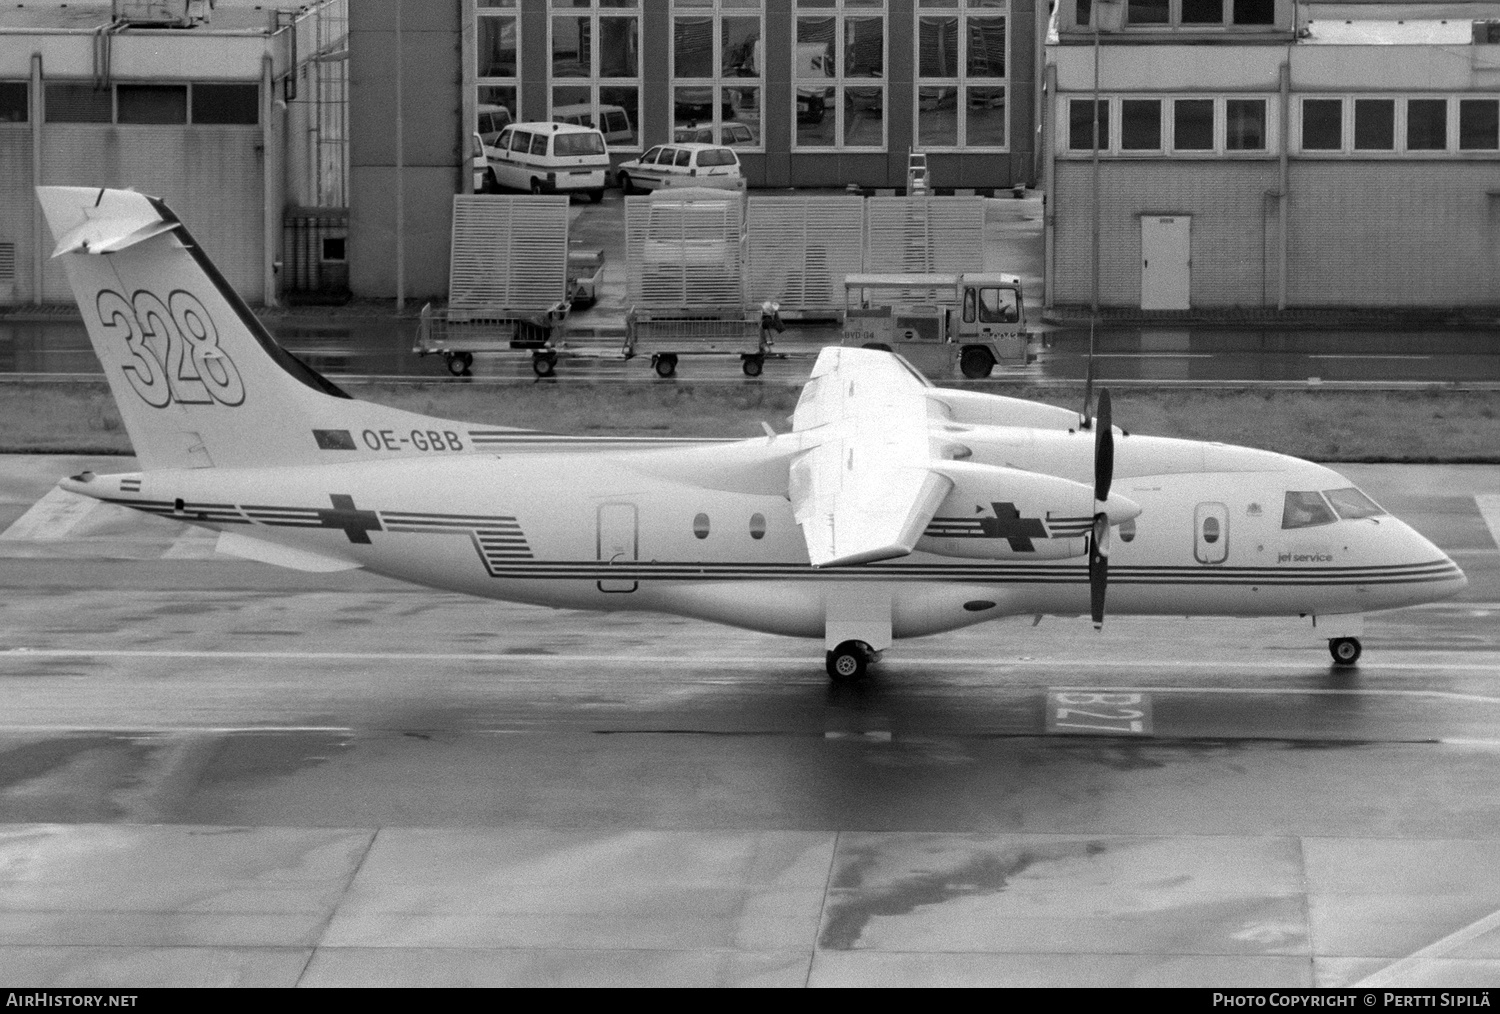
[37,186,488,470]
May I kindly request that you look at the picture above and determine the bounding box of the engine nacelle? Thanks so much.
[915,460,1139,561]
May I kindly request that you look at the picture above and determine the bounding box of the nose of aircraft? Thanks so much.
[1390,515,1468,602]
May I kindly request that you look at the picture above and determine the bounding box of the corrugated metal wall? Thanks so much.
[0,125,33,303]
[38,126,263,303]
[1053,159,1500,308]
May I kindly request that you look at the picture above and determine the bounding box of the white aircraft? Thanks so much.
[38,186,1466,679]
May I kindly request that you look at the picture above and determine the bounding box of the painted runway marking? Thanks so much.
[1307,354,1433,360]
[1353,906,1500,987]
[1476,495,1500,552]
[1046,691,1152,736]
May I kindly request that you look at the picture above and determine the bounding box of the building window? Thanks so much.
[794,0,886,151]
[1180,0,1222,23]
[116,85,187,125]
[1127,0,1169,26]
[1106,0,1277,28]
[671,2,764,149]
[915,1,1009,150]
[0,82,27,123]
[1232,0,1274,25]
[1459,99,1500,151]
[1224,98,1265,151]
[1068,98,1109,150]
[1406,98,1447,151]
[478,1,521,136]
[1172,98,1213,150]
[192,83,258,125]
[1353,98,1394,151]
[45,83,111,123]
[1300,98,1342,150]
[1120,98,1161,150]
[550,0,641,148]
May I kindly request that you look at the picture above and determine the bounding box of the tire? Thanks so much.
[588,189,604,204]
[742,355,763,378]
[618,173,634,195]
[1329,637,1362,667]
[960,346,995,379]
[532,353,556,378]
[825,641,870,682]
[653,354,678,378]
[446,353,470,377]
[483,168,499,194]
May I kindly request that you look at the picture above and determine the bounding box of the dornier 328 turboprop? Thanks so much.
[39,187,1467,679]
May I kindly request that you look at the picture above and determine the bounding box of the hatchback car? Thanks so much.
[616,143,743,193]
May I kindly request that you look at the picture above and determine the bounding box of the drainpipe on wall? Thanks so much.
[1278,58,1289,311]
[263,55,279,308]
[1043,61,1056,310]
[30,52,42,304]
[395,0,405,312]
[1033,0,1045,187]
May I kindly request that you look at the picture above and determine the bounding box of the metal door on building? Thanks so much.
[1194,502,1229,565]
[597,502,638,593]
[1140,215,1190,311]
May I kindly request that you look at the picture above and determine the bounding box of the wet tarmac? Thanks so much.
[1,455,1499,986]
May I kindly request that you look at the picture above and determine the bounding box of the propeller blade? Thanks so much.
[1089,512,1110,630]
[1094,388,1113,504]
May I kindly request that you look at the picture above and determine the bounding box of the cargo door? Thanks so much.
[597,502,638,593]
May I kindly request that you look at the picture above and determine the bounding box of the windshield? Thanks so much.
[553,132,605,156]
[1323,487,1385,520]
[1281,491,1338,530]
[979,287,1020,323]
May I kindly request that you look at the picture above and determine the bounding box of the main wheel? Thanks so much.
[1329,637,1362,667]
[742,355,763,377]
[618,173,634,195]
[532,352,556,377]
[825,641,871,682]
[654,354,678,378]
[960,346,995,379]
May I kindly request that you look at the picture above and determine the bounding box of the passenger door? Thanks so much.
[597,502,638,593]
[1194,502,1229,565]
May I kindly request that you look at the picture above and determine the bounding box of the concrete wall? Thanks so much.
[349,1,463,300]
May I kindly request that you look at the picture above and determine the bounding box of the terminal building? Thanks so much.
[0,0,347,306]
[1044,0,1500,311]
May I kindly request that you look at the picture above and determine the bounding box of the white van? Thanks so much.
[552,103,634,147]
[476,104,513,146]
[485,121,609,203]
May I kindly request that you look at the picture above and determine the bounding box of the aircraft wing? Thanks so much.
[789,348,953,567]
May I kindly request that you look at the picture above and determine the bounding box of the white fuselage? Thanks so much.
[80,428,1467,642]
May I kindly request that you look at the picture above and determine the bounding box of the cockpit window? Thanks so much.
[1282,491,1337,530]
[1323,487,1385,520]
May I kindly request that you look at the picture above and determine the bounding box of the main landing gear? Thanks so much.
[826,640,879,682]
[1329,637,1362,667]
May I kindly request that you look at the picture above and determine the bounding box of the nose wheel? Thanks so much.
[1329,637,1362,667]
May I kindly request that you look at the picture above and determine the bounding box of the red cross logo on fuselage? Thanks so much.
[317,494,383,544]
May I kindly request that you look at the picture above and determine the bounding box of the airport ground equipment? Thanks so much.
[841,272,1033,379]
[744,194,865,321]
[624,187,762,376]
[907,150,931,196]
[415,195,601,376]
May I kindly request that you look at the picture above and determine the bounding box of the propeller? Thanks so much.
[1089,388,1113,630]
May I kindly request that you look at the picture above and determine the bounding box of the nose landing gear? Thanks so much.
[1329,637,1362,667]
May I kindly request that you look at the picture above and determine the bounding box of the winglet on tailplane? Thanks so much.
[37,186,500,471]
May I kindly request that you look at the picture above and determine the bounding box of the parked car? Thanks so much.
[484,121,609,202]
[616,143,744,194]
[476,104,513,146]
[674,123,758,146]
[552,103,634,147]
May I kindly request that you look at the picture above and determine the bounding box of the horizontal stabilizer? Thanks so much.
[215,531,363,573]
[43,188,179,258]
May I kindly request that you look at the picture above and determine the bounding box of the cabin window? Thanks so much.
[693,512,710,539]
[1281,491,1337,530]
[1118,517,1136,543]
[1323,487,1384,520]
[1201,516,1220,544]
[749,513,766,540]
